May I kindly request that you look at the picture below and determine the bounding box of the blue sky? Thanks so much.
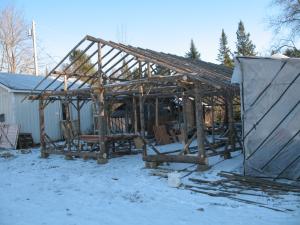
[1,0,274,66]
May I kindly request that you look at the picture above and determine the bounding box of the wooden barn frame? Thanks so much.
[28,35,241,169]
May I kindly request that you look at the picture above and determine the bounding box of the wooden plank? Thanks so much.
[80,134,138,143]
[143,154,207,164]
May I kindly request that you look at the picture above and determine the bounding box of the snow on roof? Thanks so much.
[271,53,289,59]
[0,72,85,93]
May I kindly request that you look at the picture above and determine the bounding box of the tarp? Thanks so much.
[234,57,300,180]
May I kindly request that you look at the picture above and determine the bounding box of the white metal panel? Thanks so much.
[238,57,300,180]
[70,101,93,134]
[0,86,14,123]
[14,94,63,143]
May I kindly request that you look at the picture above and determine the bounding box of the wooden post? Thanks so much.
[39,99,48,158]
[194,84,209,170]
[139,95,145,137]
[97,41,108,164]
[125,101,129,133]
[139,61,143,78]
[147,62,151,78]
[224,98,229,129]
[76,99,81,135]
[63,72,72,152]
[211,97,215,144]
[76,99,81,150]
[182,92,189,154]
[146,102,151,135]
[224,91,235,159]
[155,97,159,127]
[64,75,67,90]
[65,98,72,152]
[106,101,111,135]
[139,61,145,137]
[133,96,138,133]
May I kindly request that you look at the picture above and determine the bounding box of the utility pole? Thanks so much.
[30,20,39,76]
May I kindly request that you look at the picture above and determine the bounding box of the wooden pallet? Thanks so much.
[18,133,34,149]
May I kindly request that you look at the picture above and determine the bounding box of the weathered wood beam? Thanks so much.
[224,91,236,158]
[32,36,89,94]
[96,41,108,164]
[155,97,159,126]
[194,84,209,169]
[109,57,135,78]
[73,49,98,73]
[68,47,115,90]
[211,96,215,144]
[112,60,139,81]
[50,41,95,90]
[182,92,189,153]
[139,95,145,137]
[39,99,48,158]
[103,53,130,76]
[102,50,122,70]
[143,154,207,164]
[139,61,145,137]
[133,96,138,133]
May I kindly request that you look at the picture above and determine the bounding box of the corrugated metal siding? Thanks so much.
[0,89,93,144]
[14,94,63,143]
[0,86,14,123]
[70,101,93,134]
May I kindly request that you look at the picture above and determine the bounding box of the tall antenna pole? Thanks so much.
[31,20,39,76]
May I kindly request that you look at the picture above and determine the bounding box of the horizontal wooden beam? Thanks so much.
[143,154,207,164]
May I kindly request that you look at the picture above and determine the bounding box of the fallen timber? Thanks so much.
[217,171,300,193]
[148,168,296,213]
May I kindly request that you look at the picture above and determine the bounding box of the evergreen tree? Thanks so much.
[185,39,201,60]
[155,64,170,75]
[235,21,256,56]
[68,50,96,75]
[284,48,300,58]
[61,50,96,83]
[119,60,131,79]
[217,29,234,68]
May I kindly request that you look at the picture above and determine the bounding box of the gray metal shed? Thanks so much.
[0,73,93,144]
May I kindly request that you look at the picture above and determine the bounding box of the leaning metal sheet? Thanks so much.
[238,57,300,180]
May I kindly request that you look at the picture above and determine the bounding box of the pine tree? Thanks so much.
[119,60,131,79]
[217,29,234,68]
[62,50,96,83]
[185,39,201,60]
[284,48,300,58]
[68,50,96,75]
[155,64,170,75]
[236,21,256,56]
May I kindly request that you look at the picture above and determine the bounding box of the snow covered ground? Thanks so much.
[0,147,299,225]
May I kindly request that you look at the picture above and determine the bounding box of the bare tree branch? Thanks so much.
[269,0,300,39]
[0,5,33,74]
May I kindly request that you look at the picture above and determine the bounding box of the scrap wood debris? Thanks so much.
[149,168,300,213]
